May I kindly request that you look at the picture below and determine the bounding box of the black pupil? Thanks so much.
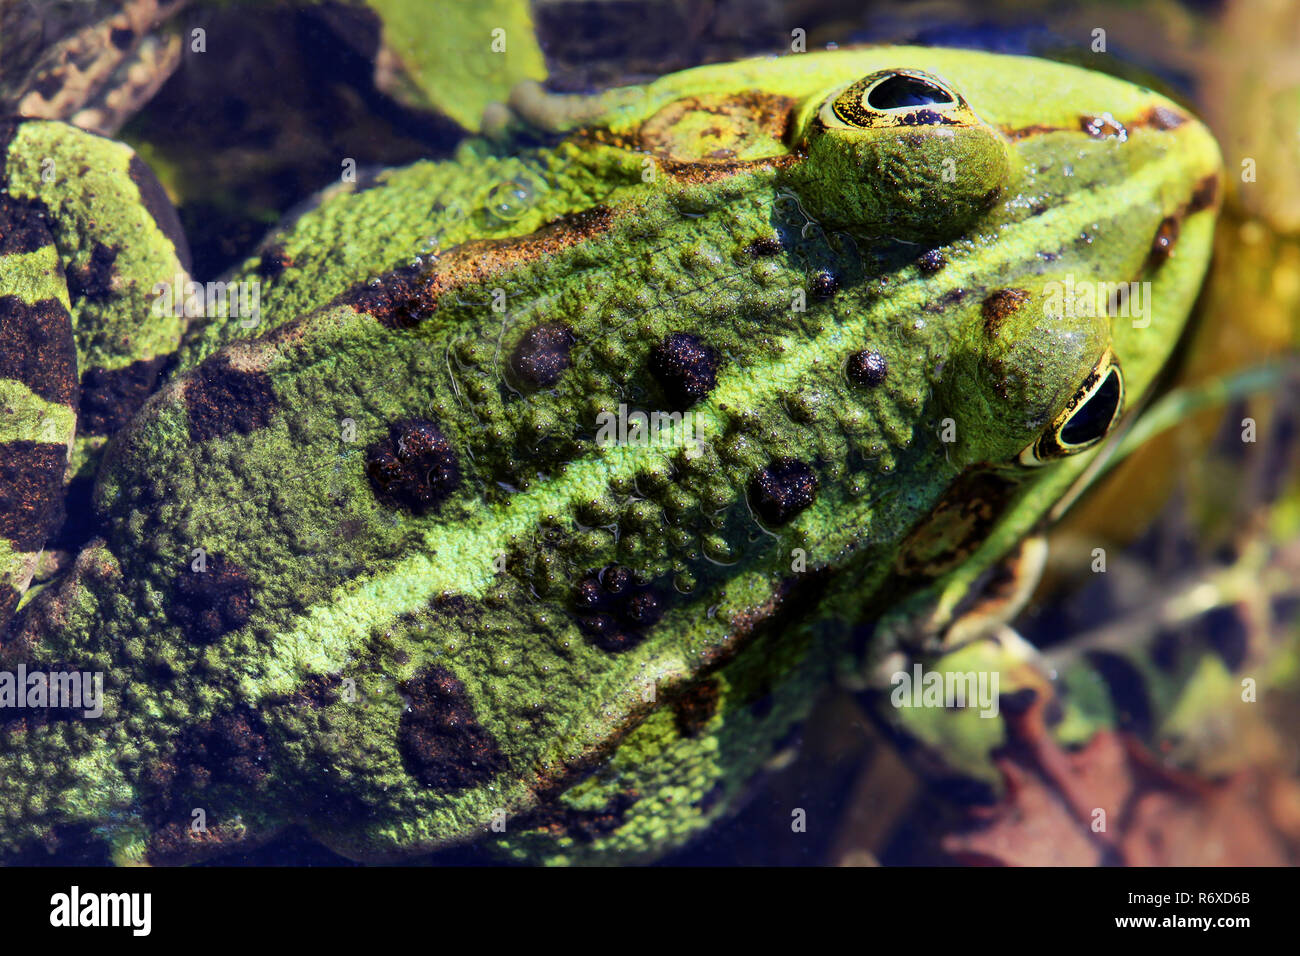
[1060,369,1121,446]
[867,74,954,110]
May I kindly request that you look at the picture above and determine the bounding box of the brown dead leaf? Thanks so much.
[940,694,1294,866]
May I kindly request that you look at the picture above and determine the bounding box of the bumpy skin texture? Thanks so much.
[0,48,1220,864]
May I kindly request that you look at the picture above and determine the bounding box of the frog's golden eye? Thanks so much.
[829,70,964,129]
[1020,353,1124,466]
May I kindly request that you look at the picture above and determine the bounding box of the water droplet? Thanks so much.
[485,179,535,222]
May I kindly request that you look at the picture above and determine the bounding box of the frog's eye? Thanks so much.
[828,71,963,128]
[1019,354,1125,466]
[784,69,1014,242]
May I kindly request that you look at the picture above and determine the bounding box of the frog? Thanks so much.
[0,46,1222,864]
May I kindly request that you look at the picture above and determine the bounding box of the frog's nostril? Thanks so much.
[1148,216,1181,268]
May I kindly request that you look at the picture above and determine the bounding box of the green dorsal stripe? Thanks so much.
[0,381,76,443]
[0,247,71,307]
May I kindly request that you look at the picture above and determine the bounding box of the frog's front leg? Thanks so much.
[858,529,1271,799]
[0,119,191,628]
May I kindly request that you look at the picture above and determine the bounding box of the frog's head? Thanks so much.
[777,53,1221,472]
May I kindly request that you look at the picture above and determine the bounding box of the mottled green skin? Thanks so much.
[0,48,1220,863]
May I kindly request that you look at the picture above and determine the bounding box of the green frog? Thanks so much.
[0,47,1222,864]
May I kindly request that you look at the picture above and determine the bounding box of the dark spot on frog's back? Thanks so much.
[0,193,55,255]
[142,712,272,852]
[127,155,192,272]
[749,458,819,526]
[366,418,461,514]
[65,242,120,303]
[0,441,68,551]
[398,665,505,791]
[981,288,1031,338]
[917,249,946,275]
[574,565,664,653]
[171,553,253,643]
[810,270,839,298]
[0,296,77,406]
[510,322,575,388]
[341,263,435,329]
[649,332,719,408]
[79,355,168,435]
[745,234,783,257]
[174,710,270,789]
[185,356,277,441]
[846,349,888,388]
